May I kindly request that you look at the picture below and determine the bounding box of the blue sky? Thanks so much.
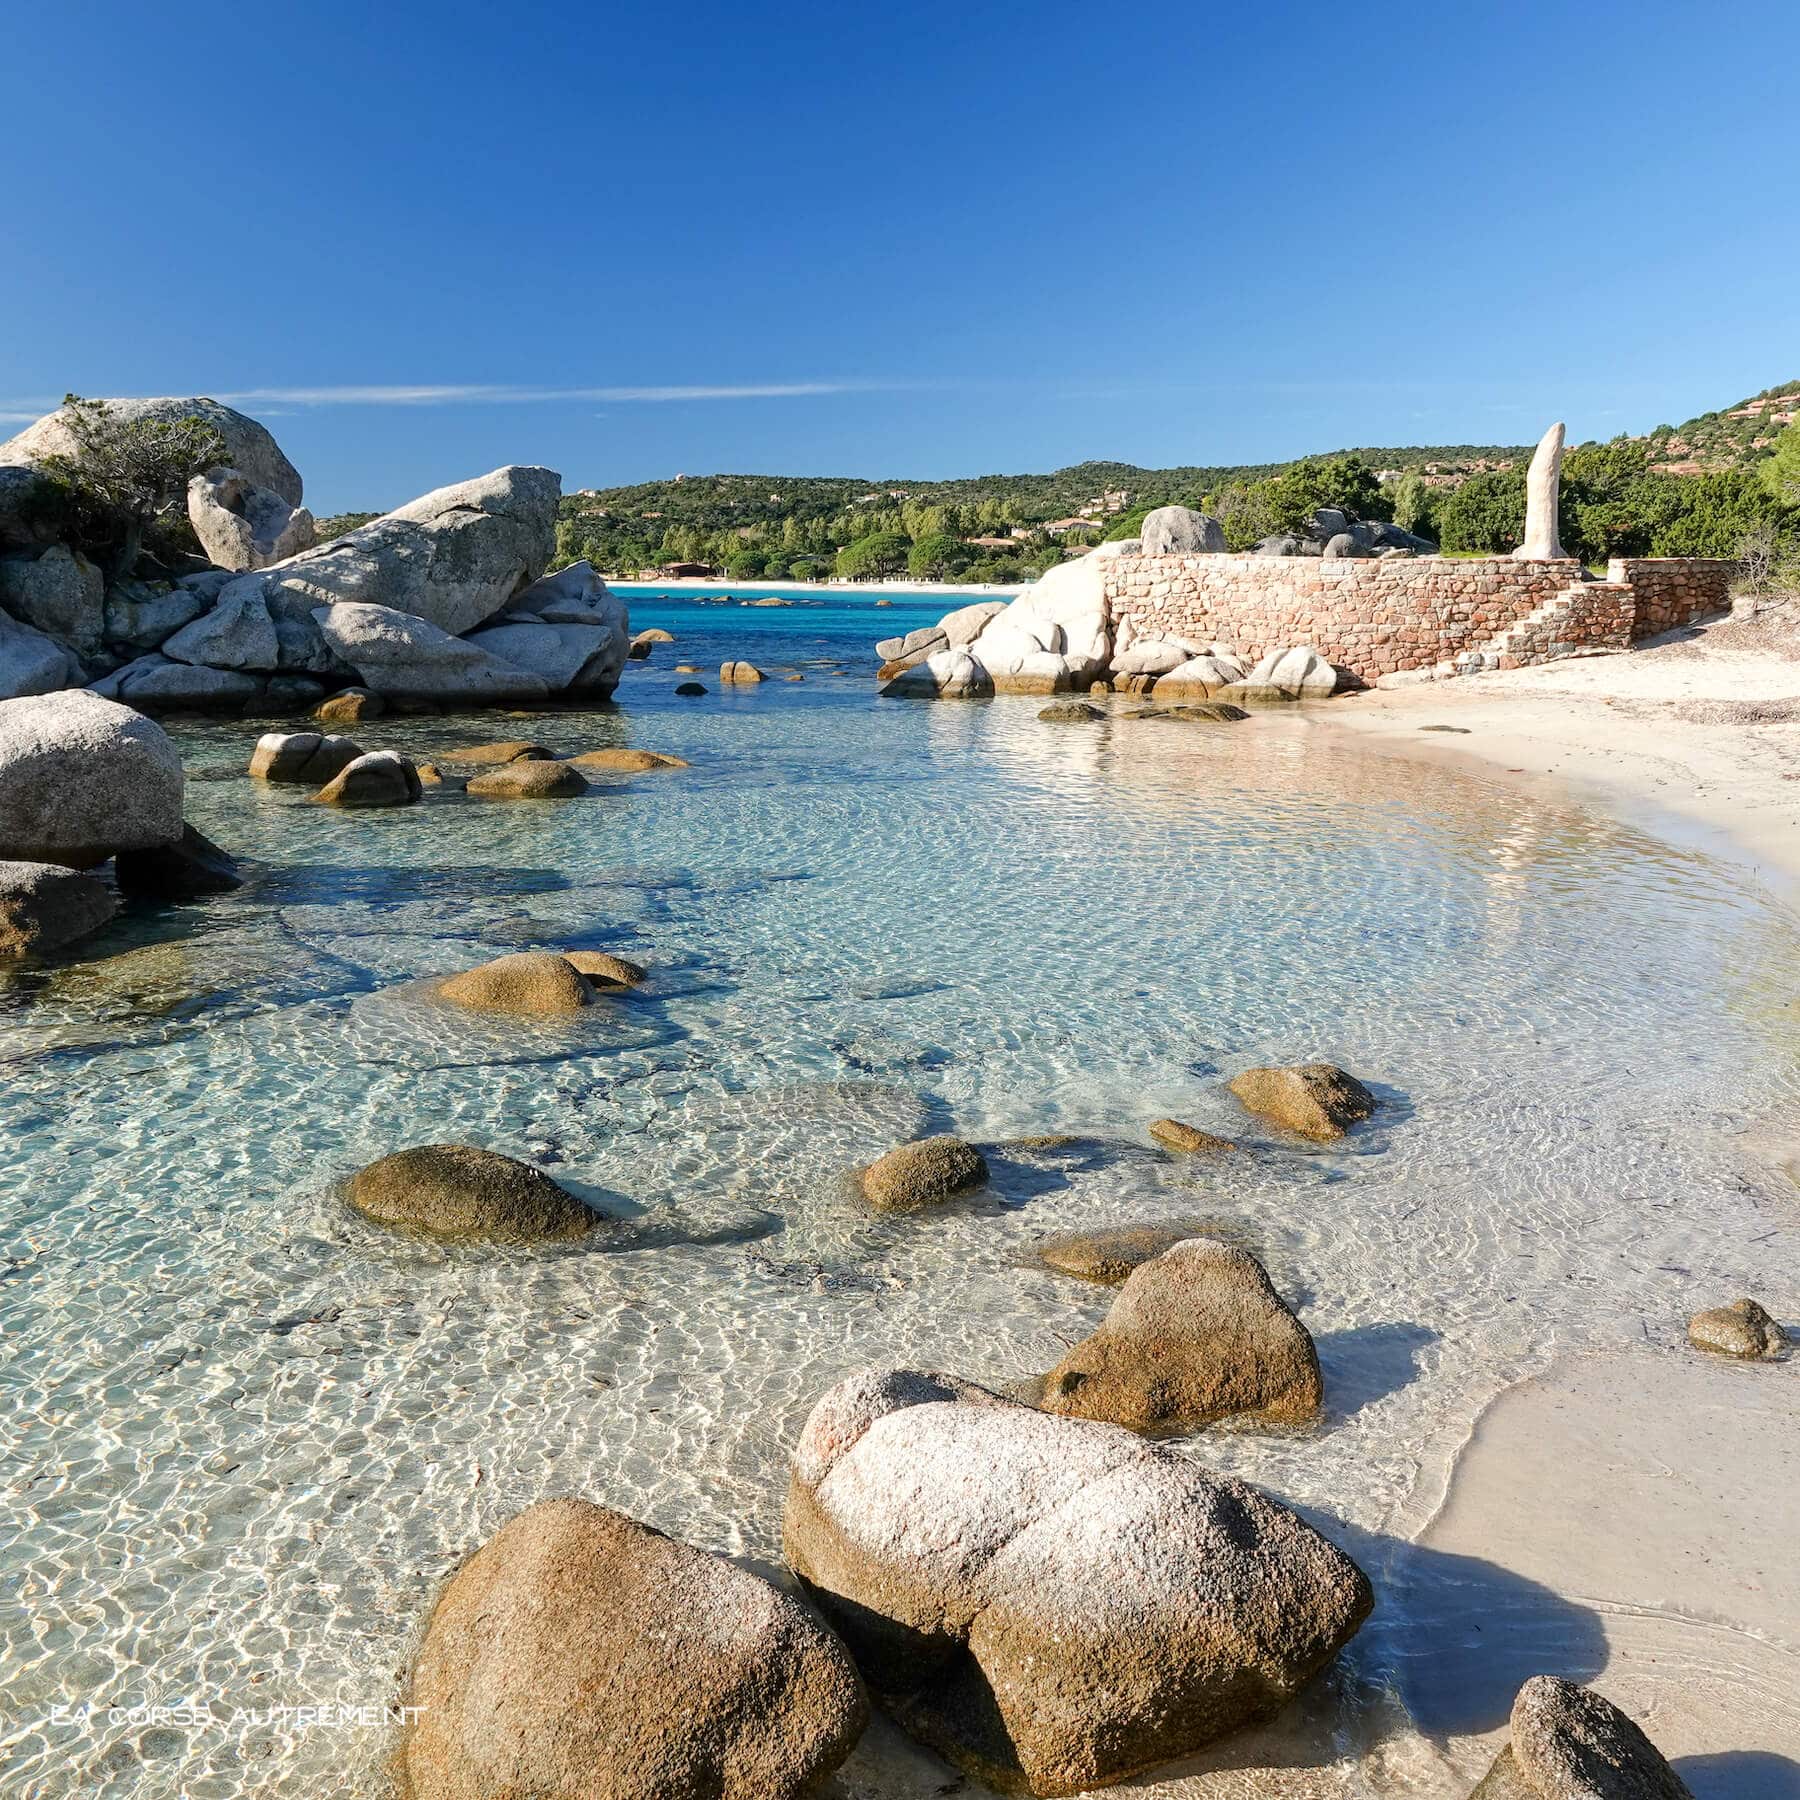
[3,0,1795,511]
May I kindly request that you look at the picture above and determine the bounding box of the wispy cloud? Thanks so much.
[210,381,900,407]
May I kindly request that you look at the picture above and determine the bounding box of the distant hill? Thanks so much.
[1634,381,1800,475]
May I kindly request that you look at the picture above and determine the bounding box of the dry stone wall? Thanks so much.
[1102,554,1736,684]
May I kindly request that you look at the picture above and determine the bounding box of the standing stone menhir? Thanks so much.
[1512,422,1569,561]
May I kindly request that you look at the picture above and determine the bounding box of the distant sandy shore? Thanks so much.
[1313,602,1800,901]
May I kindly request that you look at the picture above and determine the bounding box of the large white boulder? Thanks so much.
[1154,650,1250,696]
[1227,646,1340,700]
[467,560,631,696]
[1109,638,1195,678]
[251,466,559,638]
[311,602,548,702]
[187,466,316,571]
[937,598,1008,648]
[879,648,993,699]
[161,579,280,671]
[0,690,183,864]
[0,545,105,658]
[90,655,263,711]
[500,559,627,628]
[0,397,303,505]
[784,1367,1373,1794]
[1140,505,1226,555]
[0,610,81,700]
[100,577,211,656]
[972,548,1118,688]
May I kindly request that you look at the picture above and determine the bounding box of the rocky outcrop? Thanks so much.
[248,731,364,784]
[1039,699,1104,721]
[566,949,648,987]
[1152,649,1249,697]
[784,1367,1373,1795]
[1226,646,1339,700]
[312,602,549,703]
[0,397,303,505]
[1228,1063,1374,1139]
[0,544,104,659]
[1033,1238,1322,1433]
[858,1136,988,1211]
[568,748,688,772]
[436,952,597,1016]
[0,691,183,864]
[0,859,115,957]
[402,1497,867,1800]
[1687,1297,1788,1360]
[114,824,242,900]
[89,655,262,710]
[0,609,81,700]
[874,626,948,668]
[186,466,316,571]
[315,750,422,808]
[1140,506,1225,556]
[0,463,63,552]
[939,599,1009,647]
[465,760,588,799]
[441,739,554,764]
[880,649,992,699]
[1148,1117,1236,1153]
[101,577,211,657]
[464,561,630,698]
[1470,1676,1693,1798]
[347,1143,598,1243]
[315,687,384,723]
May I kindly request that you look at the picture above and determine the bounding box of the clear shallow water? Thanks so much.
[3,609,1800,1798]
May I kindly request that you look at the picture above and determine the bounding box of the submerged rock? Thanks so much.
[858,1136,989,1212]
[402,1497,867,1800]
[436,951,595,1016]
[1228,1063,1375,1140]
[674,680,707,696]
[1687,1297,1788,1360]
[0,859,115,957]
[1033,1238,1322,1433]
[565,949,647,988]
[1037,1220,1226,1285]
[568,747,688,772]
[441,739,554,765]
[347,1143,597,1243]
[784,1366,1372,1795]
[1148,1117,1237,1153]
[1470,1675,1694,1799]
[114,824,241,900]
[465,760,588,799]
[315,750,422,808]
[248,730,363,784]
[0,690,183,865]
[1039,699,1105,722]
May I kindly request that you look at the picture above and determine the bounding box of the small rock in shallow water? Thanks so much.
[1039,700,1105,722]
[859,1136,989,1212]
[567,748,689,772]
[347,1143,598,1242]
[1687,1297,1788,1360]
[1037,1220,1224,1284]
[314,687,384,723]
[1149,1117,1237,1154]
[674,681,707,696]
[403,1498,866,1800]
[315,750,422,808]
[0,859,115,957]
[565,950,647,988]
[1228,1062,1374,1140]
[442,739,555,764]
[437,951,596,1016]
[720,660,766,684]
[1033,1237,1322,1432]
[1134,702,1249,723]
[248,730,363,784]
[465,760,588,799]
[673,663,701,673]
[1470,1675,1693,1798]
[114,824,241,900]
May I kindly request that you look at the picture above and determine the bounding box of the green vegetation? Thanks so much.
[313,511,380,542]
[36,394,226,577]
[1761,417,1800,507]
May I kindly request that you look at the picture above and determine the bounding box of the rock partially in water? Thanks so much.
[0,690,183,865]
[1033,1238,1322,1433]
[858,1136,989,1212]
[568,748,689,772]
[314,687,384,723]
[1686,1297,1788,1360]
[1132,701,1249,723]
[720,659,766,684]
[1228,1062,1374,1140]
[315,750,422,808]
[347,1143,597,1242]
[312,602,550,704]
[247,730,363,783]
[1148,1117,1237,1153]
[441,739,555,764]
[465,760,588,799]
[1037,1220,1223,1284]
[1470,1675,1693,1798]
[675,680,708,696]
[1038,700,1105,722]
[565,950,647,988]
[114,824,242,900]
[0,858,115,957]
[437,951,595,1016]
[402,1498,867,1800]
[784,1366,1372,1795]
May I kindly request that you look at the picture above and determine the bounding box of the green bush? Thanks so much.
[835,531,910,579]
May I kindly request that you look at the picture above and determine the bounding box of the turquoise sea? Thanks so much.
[2,588,1798,1796]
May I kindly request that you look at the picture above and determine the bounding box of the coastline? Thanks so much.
[1303,608,1800,904]
[606,576,1024,598]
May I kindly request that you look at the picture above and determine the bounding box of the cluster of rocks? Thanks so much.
[875,514,1347,702]
[1252,505,1437,560]
[0,398,631,710]
[0,689,239,958]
